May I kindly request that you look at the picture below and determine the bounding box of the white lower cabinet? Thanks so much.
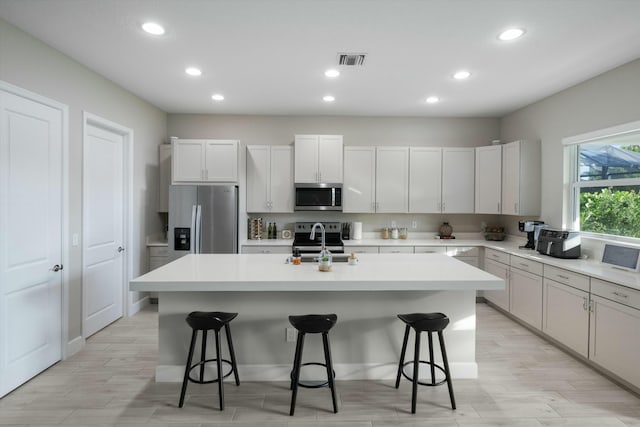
[379,246,413,254]
[414,246,447,254]
[483,258,510,311]
[509,266,543,330]
[345,246,379,254]
[542,278,589,357]
[589,279,640,388]
[241,246,291,254]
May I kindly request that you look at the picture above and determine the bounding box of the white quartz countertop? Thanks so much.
[129,253,504,292]
[241,237,640,291]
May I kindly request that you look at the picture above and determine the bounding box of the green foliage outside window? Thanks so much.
[580,188,640,238]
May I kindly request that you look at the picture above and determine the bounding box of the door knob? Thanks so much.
[118,246,125,253]
[52,264,63,272]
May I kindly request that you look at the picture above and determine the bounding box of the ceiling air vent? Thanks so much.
[337,53,367,66]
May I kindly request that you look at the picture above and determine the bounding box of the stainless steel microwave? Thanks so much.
[294,183,342,211]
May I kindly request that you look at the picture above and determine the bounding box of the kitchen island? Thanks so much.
[130,253,503,382]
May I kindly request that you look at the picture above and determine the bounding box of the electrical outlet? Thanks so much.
[286,327,296,342]
[412,221,417,229]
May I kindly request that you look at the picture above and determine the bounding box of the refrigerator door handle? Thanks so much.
[196,205,203,254]
[190,205,197,254]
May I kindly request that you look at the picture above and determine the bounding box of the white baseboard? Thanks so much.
[65,335,85,359]
[129,294,150,316]
[156,362,477,382]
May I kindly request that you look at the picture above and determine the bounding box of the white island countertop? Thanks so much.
[130,253,504,292]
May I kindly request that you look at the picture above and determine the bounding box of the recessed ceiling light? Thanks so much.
[426,96,440,104]
[498,28,525,41]
[453,70,471,80]
[185,67,202,76]
[141,22,165,36]
[323,95,335,102]
[324,69,340,78]
[211,94,224,101]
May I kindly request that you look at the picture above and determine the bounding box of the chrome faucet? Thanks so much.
[309,222,326,250]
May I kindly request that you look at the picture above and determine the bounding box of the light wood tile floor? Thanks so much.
[1,303,640,426]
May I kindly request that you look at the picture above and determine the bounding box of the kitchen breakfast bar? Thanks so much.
[129,253,504,382]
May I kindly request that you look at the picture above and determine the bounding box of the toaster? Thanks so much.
[536,229,581,259]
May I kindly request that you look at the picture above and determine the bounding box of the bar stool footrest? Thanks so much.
[291,362,336,389]
[187,358,234,384]
[401,360,448,387]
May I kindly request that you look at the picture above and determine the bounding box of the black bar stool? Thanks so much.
[395,312,456,414]
[178,311,240,410]
[288,313,338,416]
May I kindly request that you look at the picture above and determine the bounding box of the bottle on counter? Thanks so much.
[292,248,301,265]
[391,227,399,239]
[273,222,277,239]
[381,227,390,239]
[267,222,273,239]
[400,227,408,239]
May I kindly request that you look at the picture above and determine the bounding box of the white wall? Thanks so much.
[500,58,640,234]
[0,19,167,342]
[168,114,502,237]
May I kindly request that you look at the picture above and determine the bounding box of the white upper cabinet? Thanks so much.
[442,147,475,213]
[343,146,376,212]
[246,145,293,213]
[475,145,502,214]
[343,146,409,213]
[294,135,343,183]
[376,147,409,213]
[409,147,474,213]
[172,139,239,183]
[409,147,442,213]
[501,140,540,216]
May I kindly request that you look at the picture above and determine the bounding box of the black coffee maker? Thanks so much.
[518,220,545,249]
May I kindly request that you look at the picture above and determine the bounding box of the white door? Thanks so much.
[317,135,343,183]
[409,147,442,213]
[83,122,124,337]
[246,145,270,212]
[442,147,475,213]
[269,145,294,212]
[475,145,502,214]
[343,146,376,213]
[172,140,204,182]
[376,146,409,213]
[0,88,63,397]
[294,135,319,183]
[204,140,238,182]
[501,140,520,215]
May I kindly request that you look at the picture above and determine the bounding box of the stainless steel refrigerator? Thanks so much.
[169,185,238,261]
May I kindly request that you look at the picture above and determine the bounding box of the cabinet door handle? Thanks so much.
[612,291,629,299]
[497,202,500,212]
[514,202,518,213]
[589,300,594,312]
[583,297,588,311]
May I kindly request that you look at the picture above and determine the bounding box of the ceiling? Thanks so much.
[2,0,640,117]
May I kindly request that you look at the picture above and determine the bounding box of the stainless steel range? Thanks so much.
[292,222,344,254]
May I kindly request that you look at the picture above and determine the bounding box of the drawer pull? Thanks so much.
[519,263,529,268]
[492,254,500,258]
[612,291,629,299]
[557,274,570,280]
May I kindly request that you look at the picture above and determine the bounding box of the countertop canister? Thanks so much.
[352,222,363,240]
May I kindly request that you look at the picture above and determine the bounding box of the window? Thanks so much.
[566,122,640,239]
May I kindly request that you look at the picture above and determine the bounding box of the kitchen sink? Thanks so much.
[300,254,350,263]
